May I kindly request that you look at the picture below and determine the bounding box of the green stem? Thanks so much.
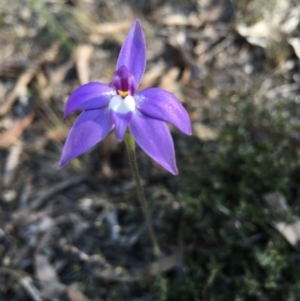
[124,133,161,258]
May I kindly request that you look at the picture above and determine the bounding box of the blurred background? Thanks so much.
[1,0,300,300]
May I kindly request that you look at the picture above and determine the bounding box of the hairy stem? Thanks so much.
[124,133,161,258]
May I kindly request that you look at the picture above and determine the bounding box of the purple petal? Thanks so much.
[59,109,113,166]
[64,82,114,119]
[111,110,132,142]
[117,19,146,88]
[135,88,192,135]
[129,113,178,175]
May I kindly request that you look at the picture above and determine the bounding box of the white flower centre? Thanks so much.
[109,95,135,114]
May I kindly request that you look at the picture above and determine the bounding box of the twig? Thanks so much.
[0,268,42,301]
[92,254,177,283]
[0,43,60,116]
[29,174,87,210]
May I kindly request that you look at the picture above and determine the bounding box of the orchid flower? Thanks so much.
[59,19,191,175]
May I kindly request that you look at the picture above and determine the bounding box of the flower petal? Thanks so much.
[116,19,146,88]
[111,110,132,142]
[64,82,114,119]
[129,113,178,175]
[135,88,192,135]
[59,109,113,166]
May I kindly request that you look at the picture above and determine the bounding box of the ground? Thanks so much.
[1,0,300,300]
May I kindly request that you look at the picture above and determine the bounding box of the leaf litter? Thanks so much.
[1,0,300,300]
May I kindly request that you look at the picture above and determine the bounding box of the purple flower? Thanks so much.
[59,19,191,175]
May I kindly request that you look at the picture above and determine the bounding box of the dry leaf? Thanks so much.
[193,123,217,140]
[75,44,94,85]
[3,140,23,187]
[263,192,300,250]
[288,38,300,59]
[0,114,34,149]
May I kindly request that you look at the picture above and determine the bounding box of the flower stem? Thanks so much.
[124,133,161,258]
